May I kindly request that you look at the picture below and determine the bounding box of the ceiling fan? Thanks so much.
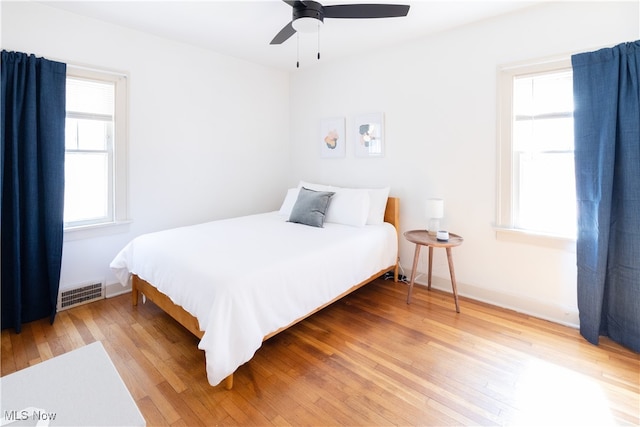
[270,0,411,45]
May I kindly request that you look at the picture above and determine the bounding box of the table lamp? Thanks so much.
[426,198,444,236]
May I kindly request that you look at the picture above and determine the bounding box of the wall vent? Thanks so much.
[58,281,105,311]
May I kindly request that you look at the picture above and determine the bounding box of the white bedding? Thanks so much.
[110,211,397,386]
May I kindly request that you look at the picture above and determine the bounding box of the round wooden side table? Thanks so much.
[404,230,464,313]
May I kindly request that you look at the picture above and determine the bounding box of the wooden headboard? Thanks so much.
[384,196,400,282]
[384,196,400,232]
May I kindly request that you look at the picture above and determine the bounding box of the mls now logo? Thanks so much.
[1,407,56,426]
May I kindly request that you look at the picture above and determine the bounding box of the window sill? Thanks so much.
[64,220,132,241]
[494,226,576,252]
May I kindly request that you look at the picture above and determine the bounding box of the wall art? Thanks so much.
[354,112,384,158]
[320,117,346,158]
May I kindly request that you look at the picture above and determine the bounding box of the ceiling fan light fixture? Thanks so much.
[269,0,410,49]
[292,17,322,33]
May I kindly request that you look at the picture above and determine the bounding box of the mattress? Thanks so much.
[110,211,398,386]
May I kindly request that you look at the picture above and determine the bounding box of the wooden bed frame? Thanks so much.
[131,196,400,390]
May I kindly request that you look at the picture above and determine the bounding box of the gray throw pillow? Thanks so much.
[288,187,335,227]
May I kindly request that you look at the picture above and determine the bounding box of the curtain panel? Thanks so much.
[1,50,66,332]
[572,41,640,352]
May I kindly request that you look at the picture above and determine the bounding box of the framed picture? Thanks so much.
[354,112,384,157]
[320,117,345,158]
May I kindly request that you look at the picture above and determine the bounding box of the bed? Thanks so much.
[110,183,399,389]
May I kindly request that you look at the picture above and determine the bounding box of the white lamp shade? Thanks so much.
[426,198,444,219]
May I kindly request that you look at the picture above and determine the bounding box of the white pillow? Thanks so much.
[298,180,335,192]
[278,188,299,216]
[295,181,371,227]
[324,188,370,227]
[366,187,390,225]
[292,182,388,226]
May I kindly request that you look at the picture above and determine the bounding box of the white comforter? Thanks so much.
[110,211,397,386]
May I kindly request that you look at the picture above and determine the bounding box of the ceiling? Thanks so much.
[43,0,541,71]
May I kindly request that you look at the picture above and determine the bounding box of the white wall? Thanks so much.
[3,1,638,327]
[289,1,639,326]
[1,2,291,293]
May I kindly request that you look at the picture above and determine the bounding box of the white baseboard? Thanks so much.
[106,281,131,298]
[407,271,580,329]
[105,274,580,329]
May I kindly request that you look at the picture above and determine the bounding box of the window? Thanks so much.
[64,67,128,232]
[497,58,576,242]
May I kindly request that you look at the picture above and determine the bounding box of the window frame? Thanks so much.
[496,56,576,250]
[63,65,130,239]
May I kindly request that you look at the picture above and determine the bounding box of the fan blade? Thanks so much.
[282,0,308,7]
[324,4,410,19]
[270,21,296,45]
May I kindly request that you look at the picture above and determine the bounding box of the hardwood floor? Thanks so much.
[2,278,639,426]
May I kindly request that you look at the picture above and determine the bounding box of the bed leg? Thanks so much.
[132,277,139,306]
[224,374,234,390]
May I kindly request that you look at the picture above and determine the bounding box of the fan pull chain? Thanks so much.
[296,33,300,68]
[317,22,321,60]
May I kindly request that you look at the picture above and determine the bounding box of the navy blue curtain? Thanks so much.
[1,51,66,333]
[572,41,640,352]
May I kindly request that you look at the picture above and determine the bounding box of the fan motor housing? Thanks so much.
[293,1,324,23]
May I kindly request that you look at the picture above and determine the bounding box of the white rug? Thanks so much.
[0,342,145,427]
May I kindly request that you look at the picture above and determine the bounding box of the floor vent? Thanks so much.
[58,281,105,311]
